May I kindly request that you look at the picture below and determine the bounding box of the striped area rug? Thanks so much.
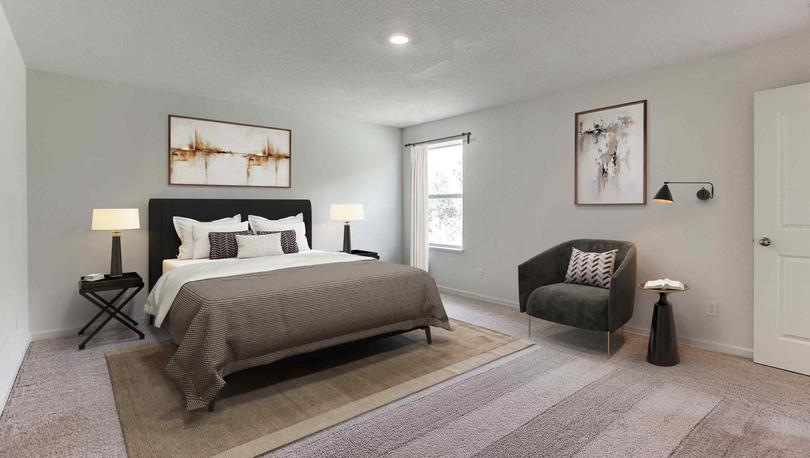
[269,329,810,457]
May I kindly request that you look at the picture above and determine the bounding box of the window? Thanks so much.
[428,139,463,249]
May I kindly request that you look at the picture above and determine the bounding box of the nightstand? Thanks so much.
[349,249,380,260]
[77,272,144,350]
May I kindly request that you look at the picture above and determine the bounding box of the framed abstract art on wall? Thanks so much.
[574,100,646,205]
[169,115,291,188]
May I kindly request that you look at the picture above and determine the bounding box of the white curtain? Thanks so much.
[409,144,429,271]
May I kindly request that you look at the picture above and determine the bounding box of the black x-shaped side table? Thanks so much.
[78,272,144,350]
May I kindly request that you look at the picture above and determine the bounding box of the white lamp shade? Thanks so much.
[91,208,140,231]
[330,204,364,221]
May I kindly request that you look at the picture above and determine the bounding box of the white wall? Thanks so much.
[27,71,402,338]
[403,32,810,357]
[0,2,29,413]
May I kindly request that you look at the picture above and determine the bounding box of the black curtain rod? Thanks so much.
[404,132,471,148]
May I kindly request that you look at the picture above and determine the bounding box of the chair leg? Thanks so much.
[607,331,611,359]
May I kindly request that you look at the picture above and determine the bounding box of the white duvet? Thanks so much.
[145,250,366,327]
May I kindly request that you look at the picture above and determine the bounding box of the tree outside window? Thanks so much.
[428,140,463,249]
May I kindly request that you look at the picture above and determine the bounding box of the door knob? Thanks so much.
[758,237,772,247]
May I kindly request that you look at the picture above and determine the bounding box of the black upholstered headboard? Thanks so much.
[148,198,312,290]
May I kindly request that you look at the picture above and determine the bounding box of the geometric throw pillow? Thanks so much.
[564,247,618,289]
[208,230,253,260]
[255,230,298,254]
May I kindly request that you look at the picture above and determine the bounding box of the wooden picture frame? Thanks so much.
[168,115,292,188]
[574,100,646,205]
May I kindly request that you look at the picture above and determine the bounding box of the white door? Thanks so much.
[754,81,810,375]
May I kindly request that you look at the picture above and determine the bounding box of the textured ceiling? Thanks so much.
[3,0,809,127]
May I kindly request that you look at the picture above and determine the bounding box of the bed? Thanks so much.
[146,198,451,411]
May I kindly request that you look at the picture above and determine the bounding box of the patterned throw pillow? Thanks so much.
[208,230,252,259]
[256,230,298,254]
[564,247,618,289]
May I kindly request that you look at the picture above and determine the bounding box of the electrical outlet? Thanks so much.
[706,301,719,317]
[476,267,484,280]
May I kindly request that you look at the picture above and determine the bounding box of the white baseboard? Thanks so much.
[438,285,519,308]
[623,325,753,359]
[0,330,31,415]
[30,313,149,341]
[438,285,753,359]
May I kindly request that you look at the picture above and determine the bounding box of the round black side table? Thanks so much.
[638,283,689,366]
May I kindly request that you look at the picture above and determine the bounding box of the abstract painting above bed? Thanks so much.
[169,115,291,188]
[574,100,647,205]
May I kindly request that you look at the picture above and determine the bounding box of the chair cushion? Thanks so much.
[526,283,609,331]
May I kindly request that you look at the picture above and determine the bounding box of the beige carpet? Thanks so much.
[265,297,810,457]
[106,321,531,457]
[5,294,810,456]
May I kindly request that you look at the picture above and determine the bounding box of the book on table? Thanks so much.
[644,278,684,290]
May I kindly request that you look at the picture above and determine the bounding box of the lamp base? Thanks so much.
[342,223,351,253]
[110,231,123,277]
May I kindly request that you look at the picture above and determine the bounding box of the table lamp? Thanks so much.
[91,208,140,277]
[330,204,364,253]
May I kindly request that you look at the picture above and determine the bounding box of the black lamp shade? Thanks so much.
[653,183,673,203]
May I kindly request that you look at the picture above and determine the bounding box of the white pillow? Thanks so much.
[173,214,241,259]
[236,233,284,258]
[248,213,302,225]
[191,221,249,259]
[248,214,309,251]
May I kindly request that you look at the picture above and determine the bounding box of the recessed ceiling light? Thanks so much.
[388,33,410,45]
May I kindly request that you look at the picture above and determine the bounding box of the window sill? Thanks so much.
[429,245,464,253]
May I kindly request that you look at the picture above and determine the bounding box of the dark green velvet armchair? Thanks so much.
[518,239,636,355]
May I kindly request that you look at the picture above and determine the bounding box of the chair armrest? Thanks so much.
[608,245,637,331]
[518,242,568,312]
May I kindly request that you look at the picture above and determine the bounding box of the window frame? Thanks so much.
[427,139,464,250]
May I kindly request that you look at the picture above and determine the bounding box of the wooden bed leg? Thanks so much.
[424,326,432,345]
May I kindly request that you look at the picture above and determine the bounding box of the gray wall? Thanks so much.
[0,2,28,411]
[27,71,402,338]
[403,31,810,356]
